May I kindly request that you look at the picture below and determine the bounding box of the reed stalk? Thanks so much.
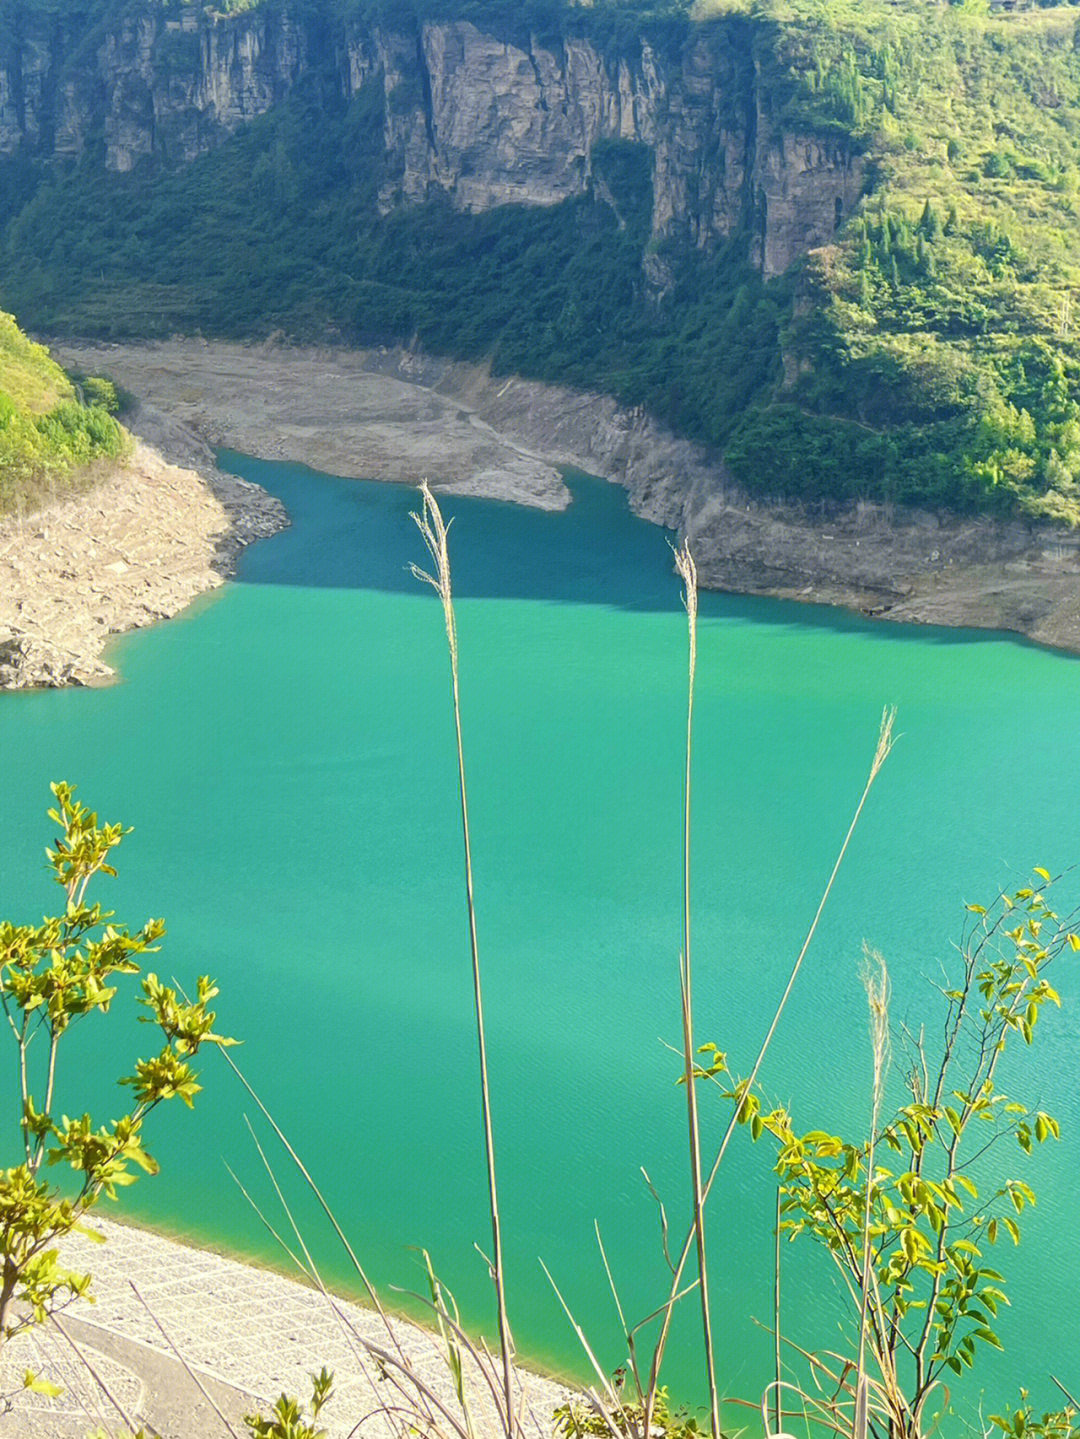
[855,948,891,1439]
[672,542,721,1439]
[773,1187,782,1439]
[411,482,515,1436]
[643,707,897,1414]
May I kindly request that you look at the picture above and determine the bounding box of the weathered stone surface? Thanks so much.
[351,19,860,269]
[0,425,286,691]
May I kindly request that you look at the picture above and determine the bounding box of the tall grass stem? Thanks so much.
[412,482,515,1435]
[645,708,897,1405]
[672,542,721,1439]
[855,947,891,1439]
[773,1187,782,1438]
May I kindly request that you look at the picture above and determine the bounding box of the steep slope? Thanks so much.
[0,309,128,513]
[2,0,1080,523]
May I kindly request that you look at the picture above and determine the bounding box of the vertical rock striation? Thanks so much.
[0,2,862,279]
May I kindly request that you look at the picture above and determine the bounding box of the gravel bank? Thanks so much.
[0,419,286,690]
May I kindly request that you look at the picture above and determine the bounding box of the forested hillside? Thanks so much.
[0,311,129,513]
[3,0,1080,520]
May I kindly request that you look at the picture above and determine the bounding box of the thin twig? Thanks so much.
[774,1187,782,1438]
[52,1314,149,1438]
[208,1040,410,1368]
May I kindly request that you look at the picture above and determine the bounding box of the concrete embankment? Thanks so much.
[2,1215,570,1438]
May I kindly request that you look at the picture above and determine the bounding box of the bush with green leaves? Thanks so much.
[695,875,1078,1439]
[244,1368,335,1439]
[0,782,234,1346]
[0,309,129,515]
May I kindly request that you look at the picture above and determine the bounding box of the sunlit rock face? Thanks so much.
[0,2,861,277]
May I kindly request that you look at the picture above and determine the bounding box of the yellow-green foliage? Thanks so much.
[0,310,129,515]
[0,309,72,413]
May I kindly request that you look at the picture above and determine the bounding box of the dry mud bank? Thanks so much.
[57,338,1080,654]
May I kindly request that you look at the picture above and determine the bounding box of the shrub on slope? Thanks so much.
[0,310,129,515]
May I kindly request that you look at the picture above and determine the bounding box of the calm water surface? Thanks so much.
[1,456,1078,1430]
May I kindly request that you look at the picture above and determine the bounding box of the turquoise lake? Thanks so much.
[1,454,1078,1430]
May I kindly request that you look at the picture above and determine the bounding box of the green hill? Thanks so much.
[0,311,130,515]
[722,0,1080,519]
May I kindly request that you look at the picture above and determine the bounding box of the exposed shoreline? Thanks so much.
[0,411,286,689]
[8,333,1080,691]
[55,338,1080,658]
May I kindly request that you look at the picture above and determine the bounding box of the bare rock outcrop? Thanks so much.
[52,339,1080,655]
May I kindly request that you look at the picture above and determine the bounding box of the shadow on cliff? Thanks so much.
[220,449,1004,647]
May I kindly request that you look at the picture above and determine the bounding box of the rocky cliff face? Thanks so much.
[0,4,311,169]
[0,2,861,277]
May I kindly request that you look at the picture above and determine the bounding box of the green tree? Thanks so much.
[697,873,1076,1439]
[0,783,234,1345]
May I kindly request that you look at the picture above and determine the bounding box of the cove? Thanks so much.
[1,455,1078,1431]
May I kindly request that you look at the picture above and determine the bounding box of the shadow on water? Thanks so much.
[220,449,1054,651]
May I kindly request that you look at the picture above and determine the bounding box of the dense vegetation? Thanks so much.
[0,310,129,514]
[4,0,1080,518]
[731,0,1080,519]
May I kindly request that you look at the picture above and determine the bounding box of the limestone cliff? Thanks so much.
[0,2,861,277]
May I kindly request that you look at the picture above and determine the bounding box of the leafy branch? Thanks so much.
[695,873,1077,1439]
[0,782,235,1345]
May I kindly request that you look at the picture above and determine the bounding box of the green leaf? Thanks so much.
[72,1222,107,1244]
[23,1370,63,1398]
[950,1239,981,1257]
[975,1328,1004,1350]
